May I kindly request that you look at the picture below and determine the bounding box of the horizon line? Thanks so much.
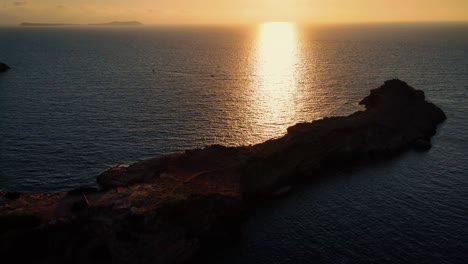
[1,20,468,27]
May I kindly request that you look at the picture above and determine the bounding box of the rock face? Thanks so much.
[0,80,446,263]
[0,63,10,72]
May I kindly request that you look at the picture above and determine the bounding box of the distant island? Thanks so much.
[20,21,143,27]
[88,21,143,26]
[20,23,78,26]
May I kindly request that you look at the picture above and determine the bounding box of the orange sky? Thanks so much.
[1,0,467,24]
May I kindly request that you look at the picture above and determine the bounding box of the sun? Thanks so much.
[256,22,298,82]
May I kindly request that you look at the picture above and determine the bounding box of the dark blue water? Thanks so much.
[1,23,467,263]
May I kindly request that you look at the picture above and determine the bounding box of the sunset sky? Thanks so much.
[1,0,467,25]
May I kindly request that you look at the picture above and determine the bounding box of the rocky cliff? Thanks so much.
[0,80,446,263]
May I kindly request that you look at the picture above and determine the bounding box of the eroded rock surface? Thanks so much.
[0,80,446,263]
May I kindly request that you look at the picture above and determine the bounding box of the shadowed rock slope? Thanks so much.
[0,80,446,263]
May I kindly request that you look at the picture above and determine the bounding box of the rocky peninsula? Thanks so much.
[0,80,446,263]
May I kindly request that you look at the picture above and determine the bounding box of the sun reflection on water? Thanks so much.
[249,22,301,141]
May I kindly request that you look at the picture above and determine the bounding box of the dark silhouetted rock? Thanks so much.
[67,186,100,196]
[0,63,10,72]
[273,186,292,197]
[4,192,21,200]
[0,211,41,231]
[0,80,446,264]
[413,138,432,151]
[70,194,89,212]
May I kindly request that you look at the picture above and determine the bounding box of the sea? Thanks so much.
[0,23,467,263]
